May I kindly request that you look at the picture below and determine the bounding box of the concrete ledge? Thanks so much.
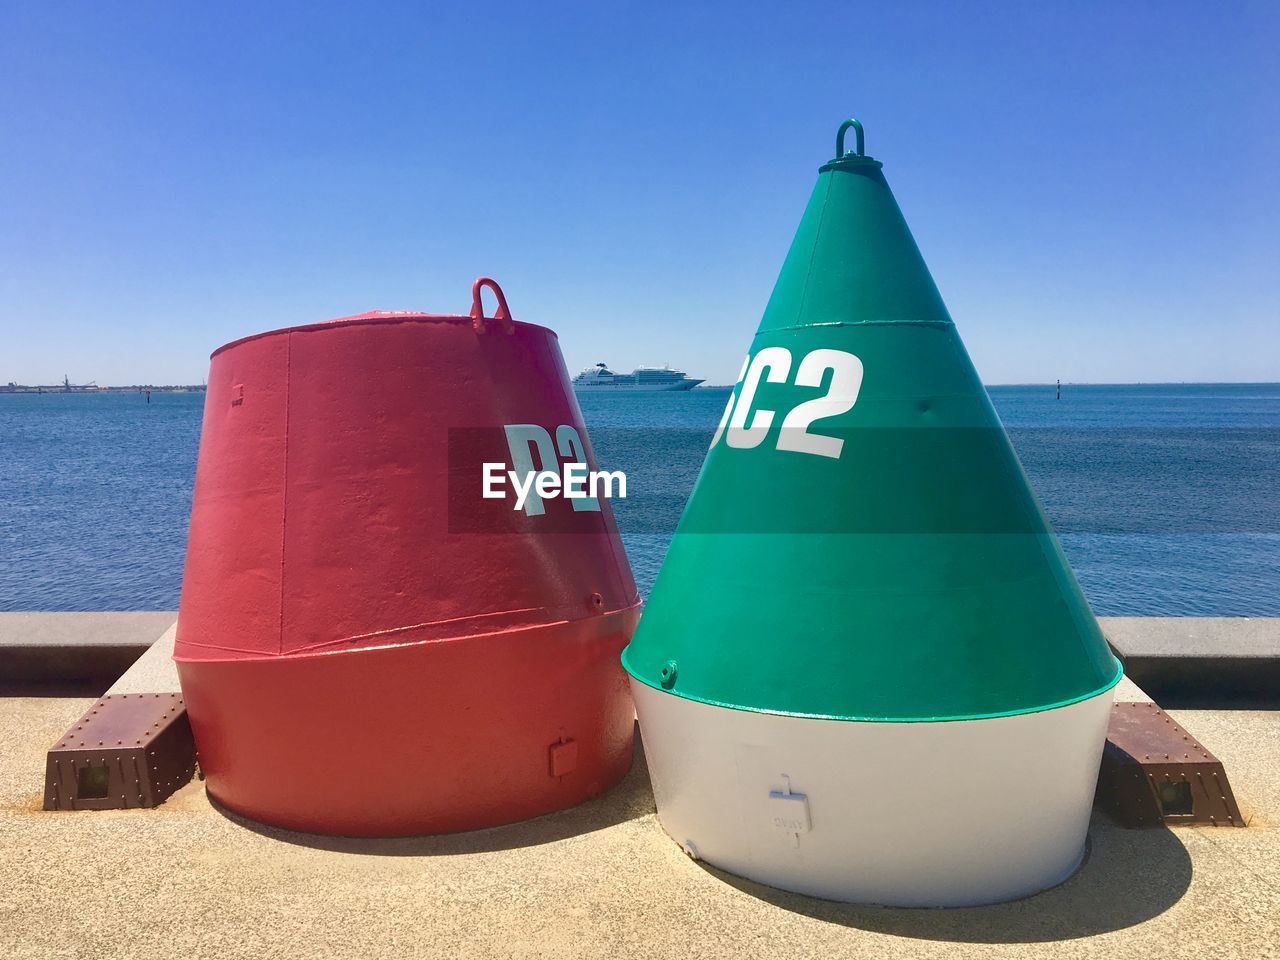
[1101,617,1280,706]
[4,613,1276,706]
[0,612,177,682]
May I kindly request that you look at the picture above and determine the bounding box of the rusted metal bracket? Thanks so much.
[1095,700,1244,827]
[43,693,196,811]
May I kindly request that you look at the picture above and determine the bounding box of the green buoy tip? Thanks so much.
[820,117,883,173]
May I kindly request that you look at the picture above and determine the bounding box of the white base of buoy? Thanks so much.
[632,680,1115,907]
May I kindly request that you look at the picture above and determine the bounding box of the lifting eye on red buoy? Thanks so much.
[470,276,515,334]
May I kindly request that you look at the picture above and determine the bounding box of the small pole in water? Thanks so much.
[1056,379,1061,400]
[145,389,151,404]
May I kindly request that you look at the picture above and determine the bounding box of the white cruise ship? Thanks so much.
[572,363,704,392]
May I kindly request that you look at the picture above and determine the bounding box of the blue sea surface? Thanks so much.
[1,383,1277,615]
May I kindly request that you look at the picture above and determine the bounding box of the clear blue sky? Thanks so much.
[2,2,1276,386]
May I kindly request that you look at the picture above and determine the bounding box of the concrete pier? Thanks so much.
[2,614,1277,958]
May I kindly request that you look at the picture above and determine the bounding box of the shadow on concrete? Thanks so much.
[699,816,1193,943]
[1134,689,1280,711]
[209,722,657,855]
[0,678,110,698]
[1122,658,1280,710]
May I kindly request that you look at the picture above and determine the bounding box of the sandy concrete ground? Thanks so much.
[2,697,1276,960]
[105,624,179,694]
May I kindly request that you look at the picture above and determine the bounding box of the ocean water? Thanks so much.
[1,384,1277,615]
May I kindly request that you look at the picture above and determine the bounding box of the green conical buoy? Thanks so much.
[624,119,1121,906]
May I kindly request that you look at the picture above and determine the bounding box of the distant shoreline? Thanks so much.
[0,385,206,394]
[2,381,1276,396]
[694,381,1280,390]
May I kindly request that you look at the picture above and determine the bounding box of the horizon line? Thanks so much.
[5,379,1280,392]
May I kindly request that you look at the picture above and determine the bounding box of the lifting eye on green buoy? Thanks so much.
[820,118,881,173]
[836,118,865,158]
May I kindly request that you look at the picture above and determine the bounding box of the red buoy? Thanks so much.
[175,279,641,836]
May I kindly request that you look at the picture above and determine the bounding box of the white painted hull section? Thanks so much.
[632,681,1115,906]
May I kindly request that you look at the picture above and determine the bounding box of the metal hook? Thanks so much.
[835,118,865,158]
[470,277,515,334]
